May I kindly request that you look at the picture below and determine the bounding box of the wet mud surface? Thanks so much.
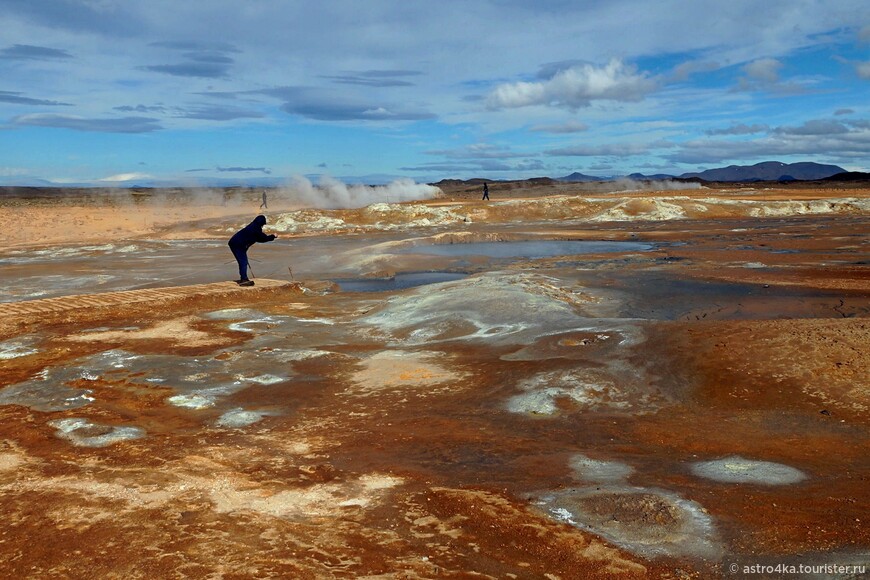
[1,192,869,578]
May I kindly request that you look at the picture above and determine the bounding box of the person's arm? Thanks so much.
[256,230,276,243]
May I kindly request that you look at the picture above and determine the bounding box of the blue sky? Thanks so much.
[1,0,869,185]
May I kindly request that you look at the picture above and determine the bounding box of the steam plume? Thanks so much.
[283,175,441,209]
[601,179,703,193]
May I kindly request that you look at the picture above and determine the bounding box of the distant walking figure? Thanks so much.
[482,183,490,201]
[260,190,268,209]
[228,215,276,286]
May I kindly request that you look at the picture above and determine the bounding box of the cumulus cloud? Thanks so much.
[486,59,657,110]
[860,25,870,42]
[12,114,162,133]
[705,123,769,135]
[0,91,71,106]
[530,120,589,133]
[0,44,72,60]
[857,61,870,79]
[834,108,855,115]
[283,175,440,209]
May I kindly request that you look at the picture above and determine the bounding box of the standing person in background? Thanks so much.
[228,215,276,286]
[260,190,268,209]
[482,182,490,201]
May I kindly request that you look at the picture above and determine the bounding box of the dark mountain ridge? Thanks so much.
[678,161,846,182]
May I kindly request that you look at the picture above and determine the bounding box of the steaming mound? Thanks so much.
[265,194,870,234]
[283,176,441,209]
[270,202,468,234]
[590,198,688,221]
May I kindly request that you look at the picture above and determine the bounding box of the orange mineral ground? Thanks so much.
[0,182,868,578]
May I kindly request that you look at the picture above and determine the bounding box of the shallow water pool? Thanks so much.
[400,240,653,259]
[334,271,468,292]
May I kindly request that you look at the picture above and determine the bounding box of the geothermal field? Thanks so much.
[0,180,868,578]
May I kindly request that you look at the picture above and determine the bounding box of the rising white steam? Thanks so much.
[283,175,441,209]
[602,179,703,193]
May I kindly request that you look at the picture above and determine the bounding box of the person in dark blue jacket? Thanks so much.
[228,215,276,286]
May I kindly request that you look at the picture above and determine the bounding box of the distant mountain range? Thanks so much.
[1,161,863,189]
[558,161,849,183]
[680,161,846,181]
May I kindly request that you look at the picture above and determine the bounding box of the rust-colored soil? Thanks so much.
[1,183,868,578]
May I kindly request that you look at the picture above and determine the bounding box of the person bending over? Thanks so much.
[228,215,276,286]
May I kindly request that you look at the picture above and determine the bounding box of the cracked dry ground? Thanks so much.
[1,213,869,579]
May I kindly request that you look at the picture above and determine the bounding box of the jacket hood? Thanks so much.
[254,215,267,226]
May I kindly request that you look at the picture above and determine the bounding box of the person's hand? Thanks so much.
[268,234,276,240]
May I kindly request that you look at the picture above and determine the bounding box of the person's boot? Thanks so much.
[238,279,255,287]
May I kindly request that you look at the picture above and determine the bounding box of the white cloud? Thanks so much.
[2,1,870,180]
[743,58,782,83]
[668,127,870,164]
[486,59,657,110]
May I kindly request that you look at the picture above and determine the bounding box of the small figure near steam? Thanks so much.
[482,182,490,201]
[228,215,276,286]
[260,190,268,209]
